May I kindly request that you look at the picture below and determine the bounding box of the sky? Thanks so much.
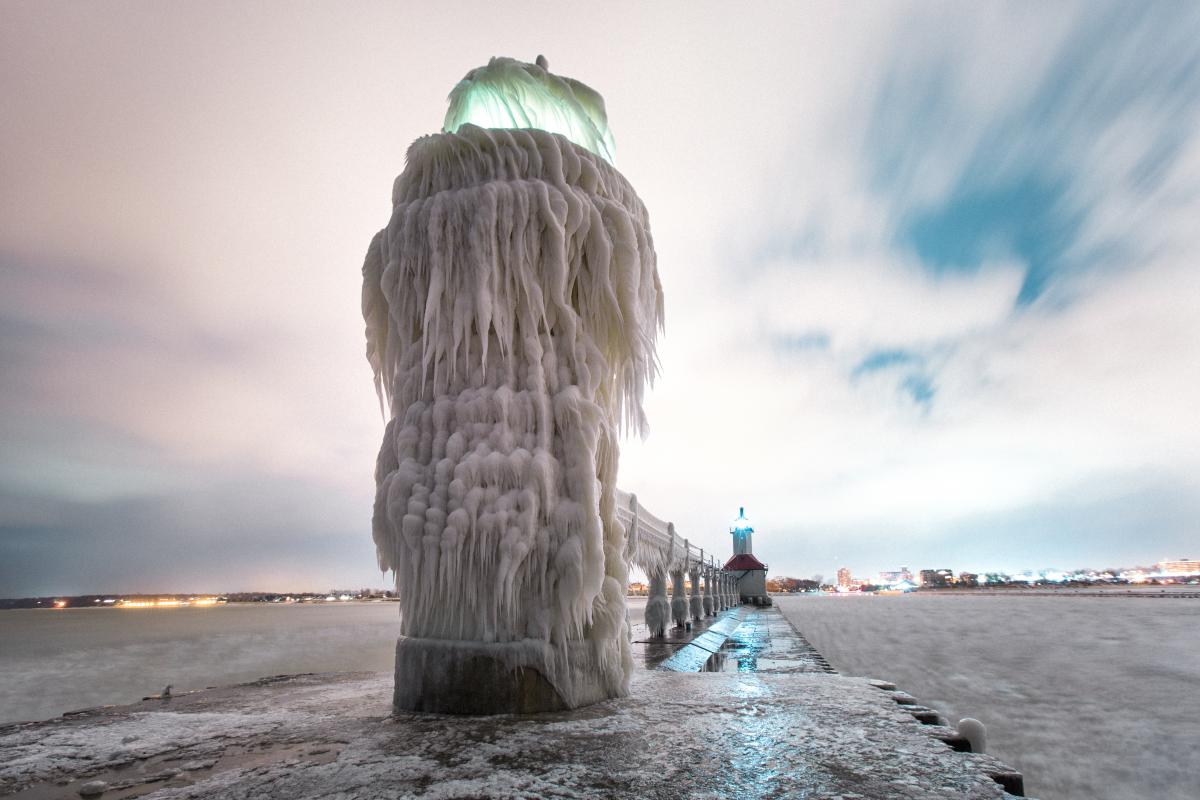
[2,1,1198,596]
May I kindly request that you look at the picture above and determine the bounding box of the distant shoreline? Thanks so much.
[5,583,1197,610]
[0,594,400,610]
[772,585,1200,598]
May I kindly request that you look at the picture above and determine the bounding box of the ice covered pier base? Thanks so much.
[0,606,1028,800]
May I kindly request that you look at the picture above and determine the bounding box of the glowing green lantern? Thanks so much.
[443,55,617,164]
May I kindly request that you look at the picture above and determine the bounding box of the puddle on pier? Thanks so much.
[641,606,835,674]
[702,612,836,674]
[702,617,768,672]
[630,608,749,671]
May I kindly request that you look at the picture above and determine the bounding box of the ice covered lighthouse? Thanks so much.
[361,57,663,714]
[724,507,771,605]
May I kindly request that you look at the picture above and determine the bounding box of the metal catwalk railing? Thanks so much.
[615,489,722,575]
[615,489,739,634]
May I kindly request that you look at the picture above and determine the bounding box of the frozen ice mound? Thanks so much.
[362,124,661,706]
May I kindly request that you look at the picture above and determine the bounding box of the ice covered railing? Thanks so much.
[616,489,739,636]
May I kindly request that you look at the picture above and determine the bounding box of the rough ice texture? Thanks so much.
[0,671,1023,799]
[644,572,670,637]
[362,125,662,706]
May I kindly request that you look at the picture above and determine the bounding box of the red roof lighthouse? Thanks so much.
[723,507,770,605]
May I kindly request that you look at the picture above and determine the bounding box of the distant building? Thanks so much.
[876,566,914,587]
[958,572,979,587]
[919,569,953,587]
[1157,558,1200,576]
[724,507,770,604]
[837,567,853,590]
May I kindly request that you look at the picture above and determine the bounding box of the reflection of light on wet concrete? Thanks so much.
[726,674,793,798]
[698,608,836,675]
[732,679,767,699]
[648,606,836,675]
[636,607,749,671]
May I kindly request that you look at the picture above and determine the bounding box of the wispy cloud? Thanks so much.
[865,1,1200,301]
[622,0,1200,577]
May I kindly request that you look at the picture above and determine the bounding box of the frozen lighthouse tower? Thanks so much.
[724,507,770,605]
[361,57,663,713]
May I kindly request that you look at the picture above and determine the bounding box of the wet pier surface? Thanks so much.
[0,607,1027,799]
[644,605,835,674]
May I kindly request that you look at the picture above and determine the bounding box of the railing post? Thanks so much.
[711,569,720,612]
[646,568,668,638]
[720,571,730,610]
[711,566,718,612]
[710,563,720,614]
[688,558,703,624]
[625,493,640,563]
[671,567,688,629]
[669,525,688,629]
[702,560,714,617]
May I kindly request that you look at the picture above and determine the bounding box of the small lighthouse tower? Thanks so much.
[723,506,771,606]
[731,507,753,554]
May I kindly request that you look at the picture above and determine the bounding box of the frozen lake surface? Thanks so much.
[777,593,1200,800]
[1,603,399,724]
[0,600,648,726]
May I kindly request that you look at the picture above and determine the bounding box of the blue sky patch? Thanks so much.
[902,177,1084,304]
[772,331,832,354]
[851,348,921,378]
[859,0,1200,304]
[901,373,936,407]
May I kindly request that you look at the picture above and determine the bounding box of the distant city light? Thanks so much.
[115,597,223,608]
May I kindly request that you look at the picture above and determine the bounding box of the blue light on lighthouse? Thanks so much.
[731,506,754,556]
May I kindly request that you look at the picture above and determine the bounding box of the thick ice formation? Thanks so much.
[362,120,662,706]
[443,57,617,164]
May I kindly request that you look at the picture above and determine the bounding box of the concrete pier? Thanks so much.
[0,605,1028,799]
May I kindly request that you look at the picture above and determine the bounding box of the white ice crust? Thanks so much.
[362,125,662,704]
